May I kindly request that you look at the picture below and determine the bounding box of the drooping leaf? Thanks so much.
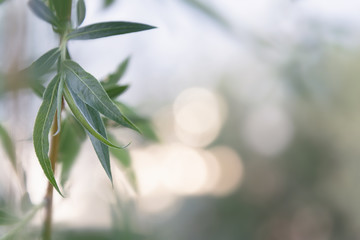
[23,48,60,77]
[0,124,16,170]
[103,57,130,86]
[28,0,59,26]
[33,75,63,196]
[58,115,86,187]
[68,87,112,181]
[63,85,127,149]
[67,21,155,40]
[0,209,19,225]
[104,85,129,99]
[76,0,86,27]
[63,60,139,132]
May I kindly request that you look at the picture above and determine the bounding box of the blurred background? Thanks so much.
[1,0,360,239]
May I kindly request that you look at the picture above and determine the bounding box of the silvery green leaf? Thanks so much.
[33,75,63,196]
[63,60,139,132]
[76,0,86,27]
[28,0,59,26]
[67,21,155,40]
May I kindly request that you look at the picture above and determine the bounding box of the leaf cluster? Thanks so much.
[26,0,156,196]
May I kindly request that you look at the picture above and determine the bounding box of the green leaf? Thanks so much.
[0,124,16,170]
[52,0,72,23]
[24,48,60,77]
[33,75,63,196]
[67,21,156,40]
[0,209,19,225]
[58,115,86,186]
[103,57,130,86]
[104,85,129,99]
[68,87,112,181]
[63,85,127,149]
[28,0,59,26]
[76,0,86,27]
[63,60,139,132]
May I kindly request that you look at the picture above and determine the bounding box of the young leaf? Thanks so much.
[58,116,86,186]
[28,0,59,26]
[67,21,156,40]
[0,209,19,225]
[103,57,130,86]
[0,124,16,170]
[23,48,60,77]
[76,0,86,27]
[63,60,139,132]
[105,85,129,99]
[33,75,63,196]
[63,85,128,149]
[68,87,112,181]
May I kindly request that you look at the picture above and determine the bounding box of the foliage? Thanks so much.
[0,0,156,238]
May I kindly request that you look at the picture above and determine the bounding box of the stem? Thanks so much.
[41,111,61,240]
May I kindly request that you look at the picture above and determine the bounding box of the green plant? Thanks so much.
[0,0,156,239]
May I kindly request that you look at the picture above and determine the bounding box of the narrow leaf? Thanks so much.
[67,21,156,40]
[105,85,129,99]
[28,0,59,26]
[103,57,130,86]
[63,60,139,132]
[0,124,16,170]
[23,48,60,77]
[76,0,86,27]
[33,75,63,196]
[63,85,127,149]
[0,209,19,225]
[68,87,112,181]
